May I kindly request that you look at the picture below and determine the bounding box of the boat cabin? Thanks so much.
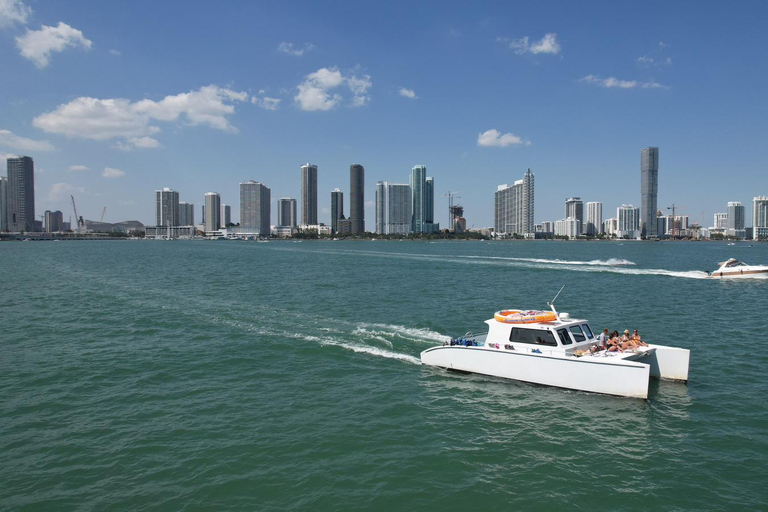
[483,313,596,354]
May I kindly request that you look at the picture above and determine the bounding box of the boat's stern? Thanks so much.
[645,344,690,382]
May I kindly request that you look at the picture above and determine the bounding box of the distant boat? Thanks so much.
[708,258,768,279]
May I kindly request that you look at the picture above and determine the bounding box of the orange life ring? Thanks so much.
[494,310,558,324]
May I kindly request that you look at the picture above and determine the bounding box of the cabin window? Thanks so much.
[510,328,557,347]
[581,324,594,339]
[570,325,586,342]
[556,328,572,345]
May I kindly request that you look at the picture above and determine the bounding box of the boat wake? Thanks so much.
[463,256,636,266]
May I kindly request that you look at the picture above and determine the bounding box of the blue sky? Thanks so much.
[2,0,767,229]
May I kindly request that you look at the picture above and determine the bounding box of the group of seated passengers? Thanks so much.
[593,328,648,352]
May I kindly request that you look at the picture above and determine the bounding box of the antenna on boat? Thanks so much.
[547,285,565,318]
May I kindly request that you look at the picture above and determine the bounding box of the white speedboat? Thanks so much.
[420,304,689,399]
[708,258,768,279]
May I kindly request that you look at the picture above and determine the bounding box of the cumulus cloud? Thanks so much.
[33,85,249,147]
[0,128,54,151]
[499,33,561,55]
[477,129,529,147]
[579,75,668,89]
[102,167,124,178]
[278,42,314,56]
[399,87,417,99]
[68,165,89,172]
[48,182,85,202]
[252,95,281,110]
[0,0,31,26]
[294,67,372,111]
[16,22,92,68]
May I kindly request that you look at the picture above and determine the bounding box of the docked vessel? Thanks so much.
[708,258,768,279]
[420,301,689,399]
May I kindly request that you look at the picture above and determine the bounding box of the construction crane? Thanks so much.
[445,191,461,231]
[667,204,685,239]
[70,195,85,234]
[100,207,107,222]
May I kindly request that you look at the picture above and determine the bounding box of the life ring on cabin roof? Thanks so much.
[494,310,558,324]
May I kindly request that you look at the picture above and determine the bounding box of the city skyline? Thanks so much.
[1,1,767,228]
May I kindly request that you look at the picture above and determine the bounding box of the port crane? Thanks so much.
[70,195,85,234]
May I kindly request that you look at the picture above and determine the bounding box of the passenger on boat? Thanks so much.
[631,330,649,347]
[596,328,609,349]
[607,331,622,352]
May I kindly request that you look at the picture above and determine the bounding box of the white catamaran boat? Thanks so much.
[708,258,768,279]
[421,296,690,399]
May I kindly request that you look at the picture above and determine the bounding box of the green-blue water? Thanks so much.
[2,240,767,510]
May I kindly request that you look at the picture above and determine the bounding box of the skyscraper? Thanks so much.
[220,204,231,227]
[586,202,603,236]
[330,189,344,234]
[727,201,745,230]
[349,164,364,234]
[641,147,659,237]
[713,212,728,230]
[565,197,584,233]
[204,192,221,232]
[425,177,434,225]
[277,198,297,228]
[753,196,768,240]
[0,176,7,232]
[494,169,534,237]
[7,156,35,232]
[179,201,195,226]
[44,210,63,232]
[375,181,412,235]
[240,181,270,234]
[301,163,318,225]
[410,165,426,233]
[156,187,179,227]
[617,204,640,238]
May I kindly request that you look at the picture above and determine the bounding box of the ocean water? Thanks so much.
[2,239,767,510]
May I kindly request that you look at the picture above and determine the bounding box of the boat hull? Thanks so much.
[421,346,651,399]
[708,269,768,279]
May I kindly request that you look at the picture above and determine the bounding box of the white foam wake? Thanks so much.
[464,256,635,266]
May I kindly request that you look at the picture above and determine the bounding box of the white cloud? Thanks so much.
[33,85,248,146]
[252,95,281,110]
[0,128,54,151]
[294,67,372,111]
[278,42,314,56]
[102,167,124,178]
[477,129,528,147]
[579,75,668,89]
[2,153,20,160]
[399,87,417,99]
[0,0,30,27]
[109,49,121,56]
[128,136,160,148]
[500,33,561,55]
[48,182,85,202]
[16,22,92,68]
[68,165,89,172]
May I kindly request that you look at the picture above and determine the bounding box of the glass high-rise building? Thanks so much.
[156,187,180,227]
[44,210,63,232]
[240,181,270,235]
[0,176,7,232]
[331,189,344,234]
[7,155,35,232]
[727,201,745,230]
[641,147,659,237]
[494,169,534,237]
[204,192,221,232]
[350,164,365,234]
[179,201,195,226]
[277,198,297,228]
[586,201,603,236]
[376,181,412,235]
[565,197,584,233]
[220,204,231,227]
[301,163,318,225]
[753,196,768,240]
[425,177,434,225]
[410,166,438,233]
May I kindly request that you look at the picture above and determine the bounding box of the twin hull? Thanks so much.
[421,344,689,399]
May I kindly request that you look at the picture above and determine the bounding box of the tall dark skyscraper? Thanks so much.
[301,163,318,225]
[0,176,7,232]
[7,156,35,232]
[349,164,364,234]
[641,147,659,237]
[331,188,344,234]
[156,187,180,227]
[240,181,271,235]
